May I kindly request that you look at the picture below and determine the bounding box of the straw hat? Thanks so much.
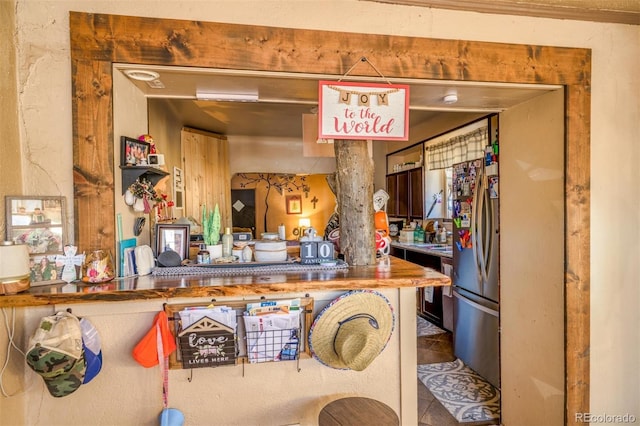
[309,290,394,371]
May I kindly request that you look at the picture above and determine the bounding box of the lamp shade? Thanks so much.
[299,218,311,228]
[0,241,31,294]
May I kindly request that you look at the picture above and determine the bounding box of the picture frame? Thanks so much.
[286,194,302,215]
[29,254,65,285]
[155,223,190,260]
[121,136,151,166]
[5,196,66,255]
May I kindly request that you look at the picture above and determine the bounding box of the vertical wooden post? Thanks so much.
[335,139,375,265]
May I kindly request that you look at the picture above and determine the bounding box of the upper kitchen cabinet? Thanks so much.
[386,143,424,220]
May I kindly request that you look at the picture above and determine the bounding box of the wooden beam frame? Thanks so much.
[69,12,590,422]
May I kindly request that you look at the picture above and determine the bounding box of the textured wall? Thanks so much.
[1,0,638,423]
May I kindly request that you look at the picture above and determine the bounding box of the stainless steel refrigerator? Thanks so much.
[452,155,500,388]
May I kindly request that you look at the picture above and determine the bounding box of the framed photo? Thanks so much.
[286,194,302,215]
[29,254,65,285]
[5,196,66,255]
[121,136,151,166]
[155,224,190,260]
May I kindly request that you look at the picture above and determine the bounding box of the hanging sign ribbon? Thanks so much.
[318,80,409,141]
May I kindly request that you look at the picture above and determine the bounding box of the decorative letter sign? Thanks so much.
[318,81,410,141]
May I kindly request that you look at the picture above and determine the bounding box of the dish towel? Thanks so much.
[442,264,453,297]
[424,286,434,303]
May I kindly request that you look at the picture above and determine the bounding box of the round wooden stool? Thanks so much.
[318,397,399,426]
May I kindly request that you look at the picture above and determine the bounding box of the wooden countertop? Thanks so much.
[0,256,450,308]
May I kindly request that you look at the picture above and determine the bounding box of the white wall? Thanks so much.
[4,0,639,422]
[500,89,565,424]
[113,70,151,248]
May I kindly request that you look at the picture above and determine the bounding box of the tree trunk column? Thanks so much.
[335,139,375,266]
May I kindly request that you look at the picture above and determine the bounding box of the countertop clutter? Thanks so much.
[0,256,450,308]
[391,240,453,258]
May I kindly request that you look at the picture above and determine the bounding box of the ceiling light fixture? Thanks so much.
[195,91,259,102]
[123,69,160,82]
[443,89,458,105]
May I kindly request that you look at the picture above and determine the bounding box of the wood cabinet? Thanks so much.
[181,127,231,229]
[440,257,454,332]
[409,168,423,218]
[386,167,423,220]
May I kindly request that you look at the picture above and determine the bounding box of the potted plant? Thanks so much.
[202,203,222,259]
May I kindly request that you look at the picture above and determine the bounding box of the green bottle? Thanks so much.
[414,222,425,243]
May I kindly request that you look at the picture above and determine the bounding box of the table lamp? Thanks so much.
[0,241,31,294]
[298,218,311,239]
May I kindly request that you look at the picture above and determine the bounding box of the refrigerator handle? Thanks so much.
[476,170,488,283]
[482,176,492,282]
[471,167,482,282]
[484,181,495,278]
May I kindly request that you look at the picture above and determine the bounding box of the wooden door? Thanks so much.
[409,168,424,218]
[181,127,231,228]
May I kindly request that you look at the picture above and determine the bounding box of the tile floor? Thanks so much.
[417,324,498,426]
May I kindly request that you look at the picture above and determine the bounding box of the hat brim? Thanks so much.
[26,345,86,398]
[82,345,102,384]
[309,290,394,370]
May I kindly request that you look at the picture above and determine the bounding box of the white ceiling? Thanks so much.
[117,64,559,139]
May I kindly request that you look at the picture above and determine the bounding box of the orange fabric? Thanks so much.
[374,211,389,238]
[132,311,177,368]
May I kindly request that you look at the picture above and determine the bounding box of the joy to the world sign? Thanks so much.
[318,81,409,141]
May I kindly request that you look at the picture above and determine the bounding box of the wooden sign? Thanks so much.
[178,316,236,368]
[318,81,410,141]
[300,241,335,264]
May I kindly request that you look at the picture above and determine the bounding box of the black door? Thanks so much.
[231,189,256,237]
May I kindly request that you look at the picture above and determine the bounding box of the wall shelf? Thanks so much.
[120,166,169,194]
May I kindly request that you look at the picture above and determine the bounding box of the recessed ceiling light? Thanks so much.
[124,69,160,82]
[443,88,458,104]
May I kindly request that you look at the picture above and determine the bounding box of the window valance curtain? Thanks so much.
[427,126,488,170]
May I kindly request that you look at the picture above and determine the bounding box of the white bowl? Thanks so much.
[254,240,287,262]
[254,248,287,262]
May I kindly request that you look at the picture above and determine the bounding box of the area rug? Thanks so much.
[417,315,446,336]
[417,359,500,423]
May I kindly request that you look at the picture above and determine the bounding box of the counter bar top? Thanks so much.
[391,241,453,258]
[0,256,450,308]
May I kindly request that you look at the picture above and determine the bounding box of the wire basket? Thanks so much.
[244,327,300,364]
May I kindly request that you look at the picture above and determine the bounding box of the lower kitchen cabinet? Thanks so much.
[440,257,454,332]
[419,285,443,327]
[391,246,448,328]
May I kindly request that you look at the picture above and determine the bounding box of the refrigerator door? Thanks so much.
[453,287,500,388]
[475,172,500,303]
[453,160,482,296]
[482,195,500,302]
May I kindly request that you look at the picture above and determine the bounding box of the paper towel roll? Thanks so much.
[442,264,453,297]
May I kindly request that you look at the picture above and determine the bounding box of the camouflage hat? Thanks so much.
[25,311,86,398]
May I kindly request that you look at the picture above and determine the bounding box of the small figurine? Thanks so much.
[138,134,156,154]
[373,189,392,257]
